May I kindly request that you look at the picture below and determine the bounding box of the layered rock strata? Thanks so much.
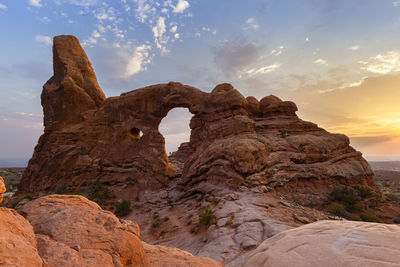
[18,35,375,204]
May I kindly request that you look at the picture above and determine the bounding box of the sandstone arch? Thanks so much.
[18,35,375,206]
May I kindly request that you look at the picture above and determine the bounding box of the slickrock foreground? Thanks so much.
[0,208,44,266]
[18,195,150,267]
[0,193,222,267]
[245,220,400,267]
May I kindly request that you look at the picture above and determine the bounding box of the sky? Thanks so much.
[1,0,400,164]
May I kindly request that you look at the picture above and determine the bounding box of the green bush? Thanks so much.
[330,186,358,210]
[152,218,160,229]
[360,213,381,223]
[355,185,372,199]
[327,202,349,218]
[115,200,131,217]
[199,204,216,226]
[88,182,113,204]
[167,199,173,206]
[12,195,33,209]
[278,130,290,138]
[56,184,68,194]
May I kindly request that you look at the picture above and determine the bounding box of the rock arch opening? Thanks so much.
[127,127,143,139]
[159,108,192,155]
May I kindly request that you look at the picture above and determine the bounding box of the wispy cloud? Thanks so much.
[271,46,284,56]
[242,18,259,31]
[244,63,281,76]
[314,58,328,65]
[349,45,360,51]
[0,3,7,9]
[35,35,52,45]
[152,16,168,54]
[29,0,42,7]
[360,51,400,74]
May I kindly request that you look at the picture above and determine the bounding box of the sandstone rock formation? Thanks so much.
[0,175,5,203]
[143,242,223,267]
[245,220,400,267]
[0,208,44,266]
[13,34,387,266]
[18,35,375,206]
[13,194,222,267]
[18,195,150,267]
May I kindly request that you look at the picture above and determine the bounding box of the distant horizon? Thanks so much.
[1,154,400,168]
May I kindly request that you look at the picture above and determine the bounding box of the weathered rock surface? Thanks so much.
[143,242,223,267]
[13,35,391,266]
[0,175,5,203]
[18,195,150,267]
[245,220,400,267]
[0,208,44,266]
[19,35,375,205]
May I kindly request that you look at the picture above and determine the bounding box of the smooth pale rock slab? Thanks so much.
[245,220,400,267]
[143,242,223,267]
[0,208,44,267]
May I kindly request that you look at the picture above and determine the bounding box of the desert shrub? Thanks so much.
[292,196,303,206]
[56,184,68,194]
[88,182,113,204]
[278,130,289,138]
[330,186,358,210]
[167,199,173,206]
[115,200,131,217]
[152,218,160,229]
[12,195,33,209]
[327,202,349,218]
[355,185,372,199]
[360,213,381,223]
[199,204,216,226]
[226,215,233,226]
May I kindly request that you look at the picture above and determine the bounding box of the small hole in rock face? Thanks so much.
[127,127,143,139]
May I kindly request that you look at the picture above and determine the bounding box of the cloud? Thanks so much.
[134,0,156,23]
[212,39,264,76]
[314,58,327,65]
[244,63,281,77]
[393,1,400,7]
[289,73,400,141]
[29,0,42,7]
[0,3,7,9]
[94,43,153,80]
[152,17,169,54]
[82,30,102,47]
[35,35,52,45]
[349,45,360,51]
[124,44,152,78]
[271,46,284,56]
[360,51,400,74]
[172,0,189,13]
[242,18,259,31]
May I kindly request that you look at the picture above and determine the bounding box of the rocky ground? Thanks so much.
[3,35,400,266]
